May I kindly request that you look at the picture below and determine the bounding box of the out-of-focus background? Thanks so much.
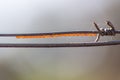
[0,0,120,80]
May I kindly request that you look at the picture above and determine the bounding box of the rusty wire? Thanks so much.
[0,21,120,48]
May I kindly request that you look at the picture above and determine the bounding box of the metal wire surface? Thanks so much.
[0,21,119,48]
[0,41,119,48]
[0,30,119,37]
[0,30,119,48]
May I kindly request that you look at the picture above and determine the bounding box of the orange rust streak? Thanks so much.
[16,33,97,39]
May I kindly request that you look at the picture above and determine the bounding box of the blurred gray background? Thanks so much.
[0,0,120,80]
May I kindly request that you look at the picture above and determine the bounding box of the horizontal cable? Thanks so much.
[0,41,119,48]
[0,31,99,36]
[0,21,119,48]
[0,30,119,38]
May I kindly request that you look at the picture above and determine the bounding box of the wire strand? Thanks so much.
[0,27,119,48]
[0,30,119,38]
[0,41,119,48]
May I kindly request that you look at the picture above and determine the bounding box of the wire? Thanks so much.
[0,31,99,37]
[0,30,119,48]
[0,41,119,48]
[0,21,119,48]
[0,30,119,38]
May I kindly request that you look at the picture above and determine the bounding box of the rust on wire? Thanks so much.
[16,33,97,39]
[0,21,120,48]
